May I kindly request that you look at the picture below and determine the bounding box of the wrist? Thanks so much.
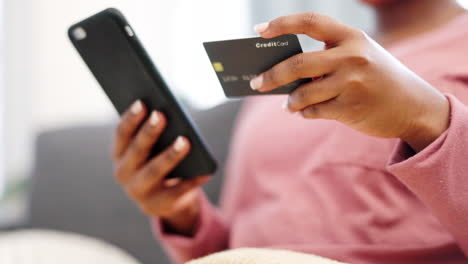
[401,94,450,153]
[161,193,201,237]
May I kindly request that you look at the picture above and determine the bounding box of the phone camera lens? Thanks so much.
[72,27,87,41]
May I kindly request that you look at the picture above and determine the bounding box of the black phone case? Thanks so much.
[68,8,217,179]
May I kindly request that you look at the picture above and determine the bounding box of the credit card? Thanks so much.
[203,35,311,98]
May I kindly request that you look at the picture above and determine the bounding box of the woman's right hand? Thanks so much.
[112,100,211,236]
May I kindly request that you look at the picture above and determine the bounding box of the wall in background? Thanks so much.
[0,0,3,196]
[4,0,33,194]
[459,0,468,8]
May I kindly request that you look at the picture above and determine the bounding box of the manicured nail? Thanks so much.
[282,100,291,112]
[165,178,182,188]
[254,22,269,34]
[131,100,143,115]
[149,111,160,126]
[250,75,263,90]
[174,136,187,152]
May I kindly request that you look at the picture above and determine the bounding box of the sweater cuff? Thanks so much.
[151,191,228,263]
[387,94,457,174]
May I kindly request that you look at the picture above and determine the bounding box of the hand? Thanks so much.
[251,12,450,152]
[112,100,210,236]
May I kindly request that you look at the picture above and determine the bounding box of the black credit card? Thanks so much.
[203,35,311,98]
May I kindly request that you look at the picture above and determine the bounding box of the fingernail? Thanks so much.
[131,100,143,115]
[282,100,292,113]
[250,75,263,90]
[149,111,160,126]
[174,136,187,152]
[254,22,269,34]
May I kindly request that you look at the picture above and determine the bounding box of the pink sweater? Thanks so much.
[153,13,468,264]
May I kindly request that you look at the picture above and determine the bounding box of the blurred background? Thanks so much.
[0,0,466,263]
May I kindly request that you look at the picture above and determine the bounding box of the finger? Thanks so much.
[126,136,191,194]
[300,98,343,120]
[255,12,356,45]
[251,50,337,92]
[120,111,167,173]
[112,100,147,161]
[284,76,342,112]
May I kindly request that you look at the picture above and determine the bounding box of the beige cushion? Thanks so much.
[187,248,347,264]
[0,229,141,264]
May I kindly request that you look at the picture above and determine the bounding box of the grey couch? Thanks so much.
[26,100,243,264]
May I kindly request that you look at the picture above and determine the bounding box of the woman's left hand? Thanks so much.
[251,12,450,152]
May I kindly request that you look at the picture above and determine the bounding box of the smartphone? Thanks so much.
[68,8,217,179]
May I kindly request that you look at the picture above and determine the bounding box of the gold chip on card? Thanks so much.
[212,62,224,72]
